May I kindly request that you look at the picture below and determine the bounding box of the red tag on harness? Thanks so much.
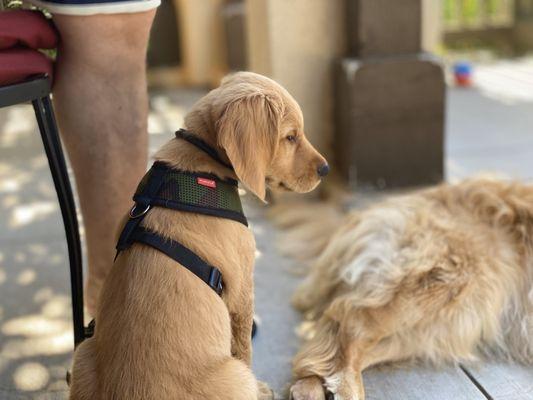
[197,177,216,188]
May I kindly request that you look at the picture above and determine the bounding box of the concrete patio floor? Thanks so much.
[1,58,533,399]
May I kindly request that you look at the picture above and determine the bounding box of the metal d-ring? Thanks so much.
[129,203,151,219]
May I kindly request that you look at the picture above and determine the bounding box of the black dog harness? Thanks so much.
[115,130,247,296]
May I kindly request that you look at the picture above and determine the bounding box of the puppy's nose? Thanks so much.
[317,163,330,177]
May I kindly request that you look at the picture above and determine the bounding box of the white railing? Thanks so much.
[443,0,515,31]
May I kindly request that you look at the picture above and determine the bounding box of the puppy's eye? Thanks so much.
[286,135,297,143]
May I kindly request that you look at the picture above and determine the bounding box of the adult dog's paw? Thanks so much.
[290,376,326,400]
[257,380,275,400]
[324,370,364,400]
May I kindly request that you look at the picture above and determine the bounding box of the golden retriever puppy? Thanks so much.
[289,179,533,400]
[68,71,327,400]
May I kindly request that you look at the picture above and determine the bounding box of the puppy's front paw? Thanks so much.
[257,380,275,400]
[290,376,325,400]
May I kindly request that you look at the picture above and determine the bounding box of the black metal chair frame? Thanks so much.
[0,75,85,347]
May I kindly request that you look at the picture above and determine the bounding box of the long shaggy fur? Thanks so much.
[275,178,533,400]
[268,200,343,266]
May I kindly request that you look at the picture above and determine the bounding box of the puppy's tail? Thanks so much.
[268,199,344,267]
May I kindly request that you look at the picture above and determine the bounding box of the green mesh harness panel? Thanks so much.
[133,162,247,226]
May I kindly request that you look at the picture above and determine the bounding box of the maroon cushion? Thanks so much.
[0,48,54,86]
[0,10,58,50]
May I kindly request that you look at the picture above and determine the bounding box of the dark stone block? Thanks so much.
[346,0,422,57]
[222,1,247,71]
[334,55,445,189]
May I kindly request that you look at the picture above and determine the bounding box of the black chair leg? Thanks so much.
[32,95,85,347]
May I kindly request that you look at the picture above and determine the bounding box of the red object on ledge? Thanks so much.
[453,61,473,87]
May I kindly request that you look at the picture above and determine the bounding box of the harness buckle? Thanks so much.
[129,203,151,219]
[208,268,224,295]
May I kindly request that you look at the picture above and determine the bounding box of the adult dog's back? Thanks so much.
[286,179,533,400]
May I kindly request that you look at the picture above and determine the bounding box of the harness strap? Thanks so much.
[115,164,167,255]
[133,162,248,226]
[115,162,227,296]
[116,223,223,296]
[175,128,233,171]
[129,227,223,295]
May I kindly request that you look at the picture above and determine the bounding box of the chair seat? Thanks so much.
[0,10,57,86]
[0,10,58,50]
[0,48,54,86]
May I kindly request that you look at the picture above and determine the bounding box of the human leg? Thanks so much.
[52,11,156,314]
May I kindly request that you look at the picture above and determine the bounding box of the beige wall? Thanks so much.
[175,0,227,87]
[245,0,346,159]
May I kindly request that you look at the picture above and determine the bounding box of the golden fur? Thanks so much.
[277,179,533,400]
[68,72,326,400]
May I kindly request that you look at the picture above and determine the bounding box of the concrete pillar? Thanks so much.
[346,0,422,56]
[335,0,445,189]
[244,0,346,159]
[335,56,445,189]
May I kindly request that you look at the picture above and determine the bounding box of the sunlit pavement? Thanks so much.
[0,58,533,399]
[0,102,74,400]
[446,57,533,182]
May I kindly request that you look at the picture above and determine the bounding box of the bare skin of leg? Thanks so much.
[52,11,156,315]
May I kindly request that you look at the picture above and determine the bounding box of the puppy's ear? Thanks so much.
[217,93,281,201]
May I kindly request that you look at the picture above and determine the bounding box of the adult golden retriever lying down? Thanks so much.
[285,179,533,400]
[68,71,327,400]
